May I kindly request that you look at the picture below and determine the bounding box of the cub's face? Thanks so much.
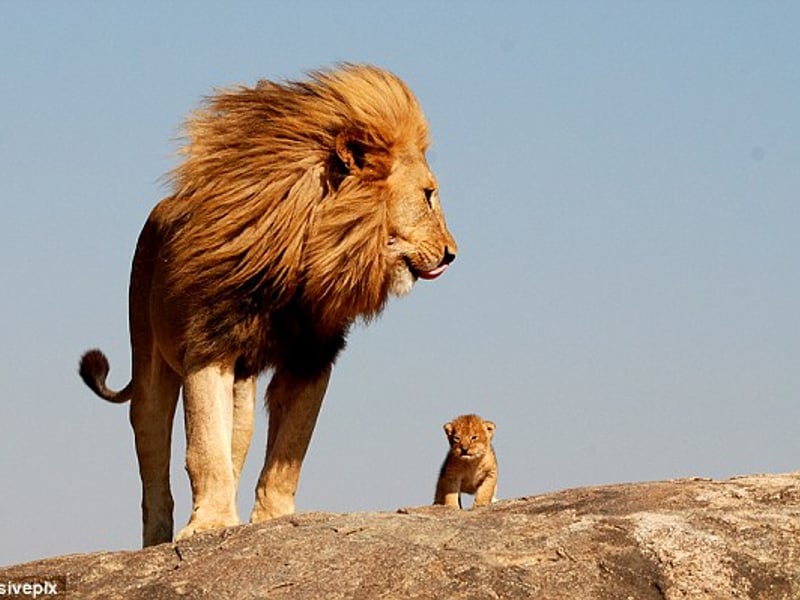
[444,414,495,461]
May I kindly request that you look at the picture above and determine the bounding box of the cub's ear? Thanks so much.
[484,421,496,439]
[443,422,454,438]
[335,131,367,173]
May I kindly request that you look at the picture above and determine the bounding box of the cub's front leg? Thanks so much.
[472,471,498,507]
[434,466,462,508]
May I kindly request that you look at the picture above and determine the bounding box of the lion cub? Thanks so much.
[434,414,497,508]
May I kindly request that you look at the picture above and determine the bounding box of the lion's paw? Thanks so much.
[176,515,240,541]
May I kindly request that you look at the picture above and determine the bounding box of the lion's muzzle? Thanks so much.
[418,246,456,281]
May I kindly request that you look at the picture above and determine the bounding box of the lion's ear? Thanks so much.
[484,421,496,439]
[335,131,367,173]
[443,422,454,438]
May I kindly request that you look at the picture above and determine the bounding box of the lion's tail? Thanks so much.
[78,349,133,404]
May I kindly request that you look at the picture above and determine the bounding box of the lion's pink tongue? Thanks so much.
[418,264,449,280]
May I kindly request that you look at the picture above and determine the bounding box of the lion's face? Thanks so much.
[385,151,457,296]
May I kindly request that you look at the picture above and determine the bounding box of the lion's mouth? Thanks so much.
[417,264,449,280]
[399,246,455,282]
[402,257,449,281]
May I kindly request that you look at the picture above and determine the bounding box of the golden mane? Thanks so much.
[156,64,431,374]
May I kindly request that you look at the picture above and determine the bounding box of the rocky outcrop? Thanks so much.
[2,473,799,599]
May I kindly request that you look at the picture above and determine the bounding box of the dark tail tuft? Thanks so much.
[79,349,132,403]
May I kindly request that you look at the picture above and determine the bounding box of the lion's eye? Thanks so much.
[423,188,435,209]
[470,435,478,441]
[452,435,461,443]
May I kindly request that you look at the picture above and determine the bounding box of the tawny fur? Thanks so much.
[79,64,457,547]
[434,414,497,509]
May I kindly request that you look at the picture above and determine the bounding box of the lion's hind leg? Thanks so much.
[130,353,181,547]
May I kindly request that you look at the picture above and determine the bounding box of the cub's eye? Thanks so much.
[452,435,461,443]
[470,435,478,441]
[423,187,435,208]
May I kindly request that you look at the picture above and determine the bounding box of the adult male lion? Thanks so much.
[79,64,456,547]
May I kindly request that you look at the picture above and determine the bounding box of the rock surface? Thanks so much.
[2,473,799,599]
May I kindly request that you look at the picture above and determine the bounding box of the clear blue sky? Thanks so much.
[1,2,798,566]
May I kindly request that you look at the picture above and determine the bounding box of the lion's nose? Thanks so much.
[441,246,456,266]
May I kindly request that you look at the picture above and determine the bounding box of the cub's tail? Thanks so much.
[78,349,133,403]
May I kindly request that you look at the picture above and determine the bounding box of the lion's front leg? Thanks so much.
[231,375,256,489]
[250,365,331,522]
[176,363,240,541]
